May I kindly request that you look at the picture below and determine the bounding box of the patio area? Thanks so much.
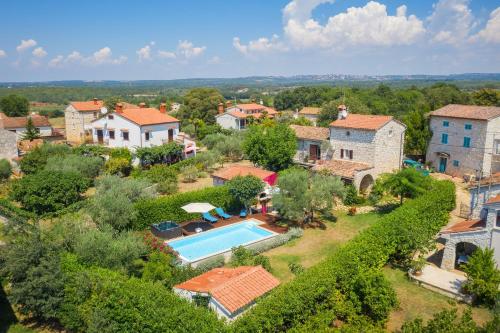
[179,212,288,236]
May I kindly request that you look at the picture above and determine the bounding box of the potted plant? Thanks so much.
[411,256,426,276]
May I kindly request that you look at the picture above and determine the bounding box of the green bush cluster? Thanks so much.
[105,157,132,176]
[229,246,272,272]
[232,180,455,332]
[134,186,238,229]
[0,159,12,180]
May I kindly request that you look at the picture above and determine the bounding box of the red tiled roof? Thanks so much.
[486,194,500,204]
[290,125,329,141]
[117,108,179,126]
[330,114,393,131]
[212,165,275,181]
[299,107,321,115]
[430,104,500,120]
[235,103,266,111]
[441,219,486,234]
[70,100,104,111]
[175,266,279,313]
[312,159,373,178]
[0,113,51,128]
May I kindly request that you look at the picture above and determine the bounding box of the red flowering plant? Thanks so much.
[143,232,179,257]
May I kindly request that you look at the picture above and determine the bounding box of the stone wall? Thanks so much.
[329,127,376,165]
[0,129,18,160]
[441,230,491,270]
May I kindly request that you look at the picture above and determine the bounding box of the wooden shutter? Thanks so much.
[349,150,353,160]
[340,149,344,159]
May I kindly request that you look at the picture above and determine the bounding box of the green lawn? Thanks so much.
[384,267,493,331]
[264,212,381,281]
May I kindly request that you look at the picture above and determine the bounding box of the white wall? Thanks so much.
[11,126,52,140]
[492,229,500,268]
[216,114,241,130]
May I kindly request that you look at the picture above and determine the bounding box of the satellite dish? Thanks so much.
[100,107,108,114]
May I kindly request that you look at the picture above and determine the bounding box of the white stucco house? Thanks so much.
[90,103,187,152]
[291,105,405,192]
[0,112,53,141]
[216,103,278,130]
[426,104,500,178]
[174,266,279,321]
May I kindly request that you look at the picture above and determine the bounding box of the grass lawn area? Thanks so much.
[264,212,381,282]
[48,117,65,129]
[384,267,493,331]
[177,175,213,193]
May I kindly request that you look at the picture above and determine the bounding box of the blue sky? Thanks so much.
[0,0,499,81]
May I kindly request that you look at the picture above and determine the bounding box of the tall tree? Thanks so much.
[403,109,432,155]
[177,88,225,125]
[462,248,500,307]
[22,117,41,141]
[272,168,345,224]
[243,123,297,171]
[227,175,265,214]
[0,94,29,116]
[380,168,431,204]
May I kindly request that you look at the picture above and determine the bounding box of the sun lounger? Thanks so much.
[202,212,218,223]
[215,207,232,219]
[239,208,247,218]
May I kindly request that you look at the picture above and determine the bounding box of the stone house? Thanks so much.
[0,112,53,141]
[298,107,321,125]
[64,98,104,143]
[290,125,330,162]
[426,104,500,178]
[0,129,18,160]
[216,103,278,130]
[292,106,405,192]
[174,266,279,321]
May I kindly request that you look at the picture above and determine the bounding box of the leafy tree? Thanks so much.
[473,88,500,106]
[135,142,183,166]
[214,136,244,162]
[229,246,272,272]
[0,159,12,180]
[380,168,431,204]
[88,176,154,231]
[180,165,199,183]
[227,175,265,214]
[103,96,122,113]
[105,157,132,176]
[22,117,40,141]
[400,308,492,333]
[462,247,500,307]
[19,143,72,174]
[177,88,225,125]
[10,170,89,214]
[272,168,345,224]
[0,94,29,117]
[289,116,313,126]
[201,133,228,150]
[243,123,297,171]
[343,184,364,205]
[404,109,432,155]
[354,271,398,323]
[423,83,471,110]
[45,154,104,180]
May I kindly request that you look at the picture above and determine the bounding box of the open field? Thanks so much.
[264,212,381,282]
[48,117,65,129]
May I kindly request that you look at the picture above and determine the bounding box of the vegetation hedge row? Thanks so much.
[133,186,238,229]
[0,198,36,222]
[232,180,455,332]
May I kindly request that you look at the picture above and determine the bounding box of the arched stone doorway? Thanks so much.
[359,174,374,194]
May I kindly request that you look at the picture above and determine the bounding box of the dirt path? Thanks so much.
[431,173,470,228]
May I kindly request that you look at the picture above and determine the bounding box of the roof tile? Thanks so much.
[118,108,179,126]
[430,104,500,120]
[299,107,321,115]
[211,165,275,181]
[0,113,51,128]
[312,159,373,178]
[330,114,393,131]
[290,125,329,141]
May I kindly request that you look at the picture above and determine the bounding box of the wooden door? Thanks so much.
[96,129,104,144]
[309,144,320,160]
[168,129,174,142]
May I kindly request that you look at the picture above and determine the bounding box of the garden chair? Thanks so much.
[239,208,247,218]
[215,207,232,219]
[202,212,218,223]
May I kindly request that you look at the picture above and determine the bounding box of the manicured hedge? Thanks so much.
[231,180,455,332]
[133,186,238,230]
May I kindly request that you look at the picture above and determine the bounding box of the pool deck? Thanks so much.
[180,213,288,236]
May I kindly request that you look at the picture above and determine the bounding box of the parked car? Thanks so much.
[403,159,430,176]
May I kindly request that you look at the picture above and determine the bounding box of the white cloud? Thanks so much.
[137,44,152,61]
[32,47,47,58]
[157,50,177,59]
[48,55,64,67]
[471,7,500,43]
[16,39,37,52]
[91,47,127,65]
[177,40,206,59]
[233,34,288,56]
[48,48,126,68]
[67,51,83,62]
[0,50,6,58]
[427,0,475,45]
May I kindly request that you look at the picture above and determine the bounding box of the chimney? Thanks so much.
[139,102,146,108]
[218,102,225,114]
[337,104,348,120]
[259,99,264,105]
[115,102,123,113]
[93,98,98,105]
[226,101,232,108]
[159,103,167,113]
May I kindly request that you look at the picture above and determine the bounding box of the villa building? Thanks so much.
[291,105,405,192]
[0,112,53,141]
[426,104,500,178]
[298,106,321,125]
[174,266,279,320]
[64,98,104,143]
[216,103,278,130]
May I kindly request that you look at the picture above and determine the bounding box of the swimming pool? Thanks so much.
[167,219,277,263]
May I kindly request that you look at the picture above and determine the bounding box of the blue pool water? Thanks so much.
[167,220,276,262]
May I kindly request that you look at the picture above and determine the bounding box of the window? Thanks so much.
[108,115,114,120]
[388,130,393,137]
[441,133,448,144]
[109,130,115,140]
[495,140,500,155]
[465,124,472,130]
[463,137,471,148]
[453,160,460,167]
[122,131,129,141]
[443,121,449,127]
[340,149,353,160]
[93,112,97,118]
[145,131,150,141]
[346,131,350,136]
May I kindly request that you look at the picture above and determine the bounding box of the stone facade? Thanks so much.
[0,129,18,160]
[64,104,99,143]
[426,116,500,178]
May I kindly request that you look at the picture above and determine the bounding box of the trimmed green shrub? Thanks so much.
[343,184,365,205]
[232,180,455,331]
[109,147,132,162]
[0,159,12,180]
[105,157,132,176]
[133,186,238,229]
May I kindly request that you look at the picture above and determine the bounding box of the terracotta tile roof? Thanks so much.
[312,159,373,178]
[70,100,104,111]
[175,266,279,313]
[299,107,321,115]
[0,113,51,129]
[117,108,179,126]
[330,114,393,131]
[290,125,329,141]
[430,104,500,120]
[235,103,267,111]
[441,219,486,234]
[486,194,500,204]
[212,165,275,181]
